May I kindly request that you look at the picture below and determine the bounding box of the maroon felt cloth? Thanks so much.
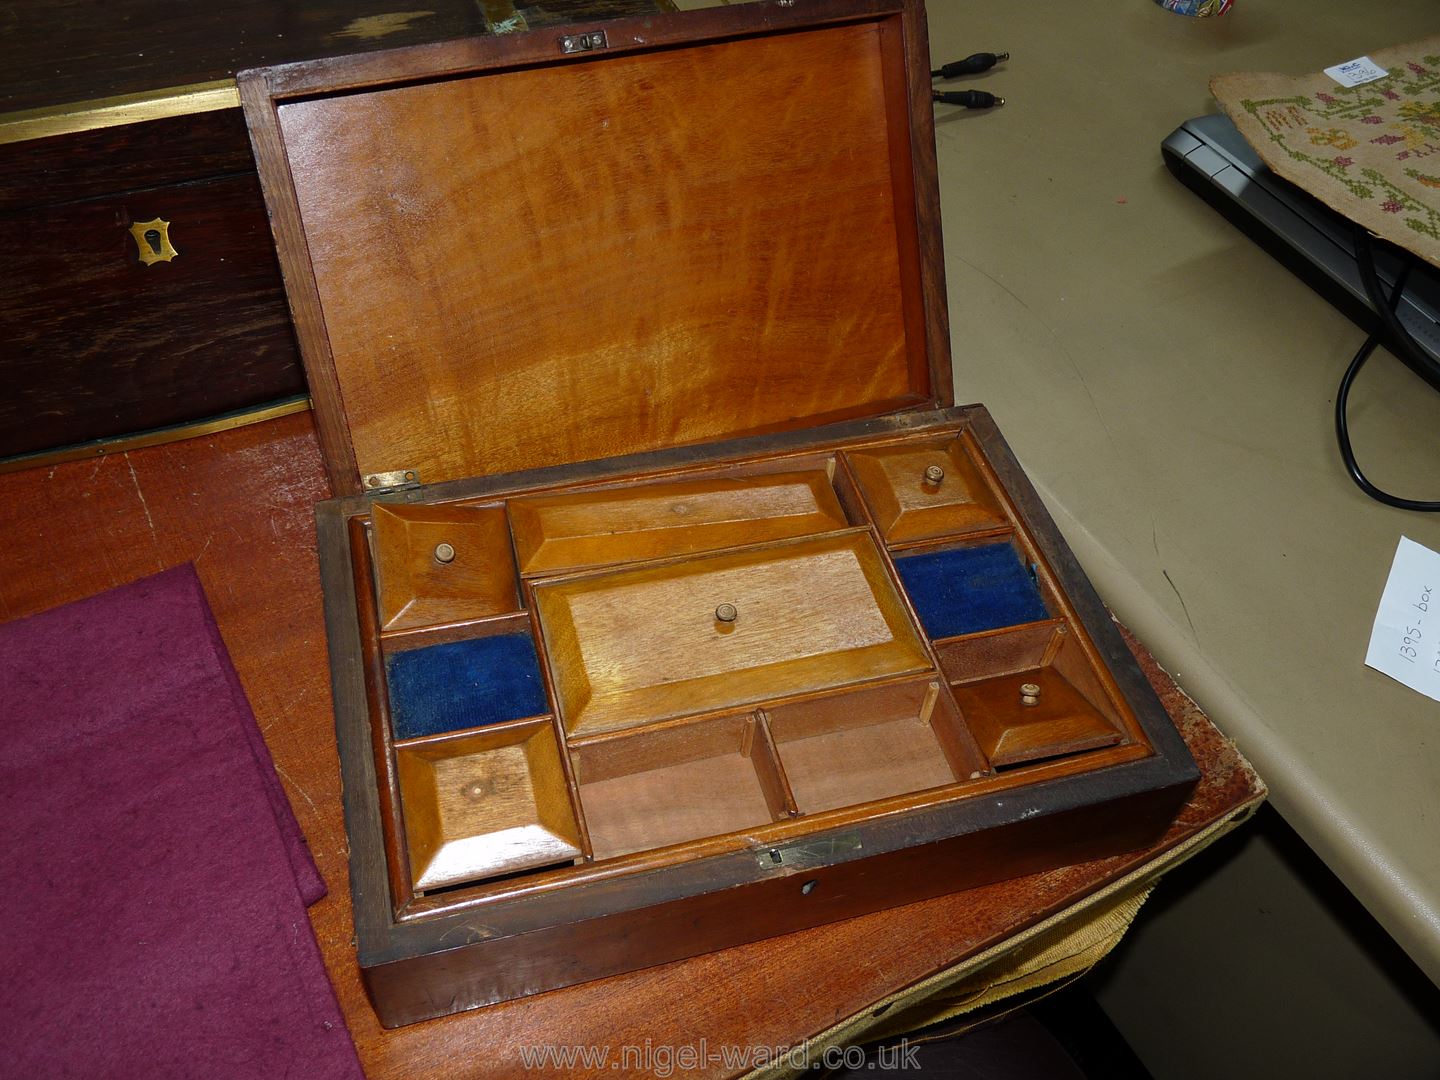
[0,565,362,1080]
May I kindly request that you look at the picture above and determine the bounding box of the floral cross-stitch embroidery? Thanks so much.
[1215,42,1440,259]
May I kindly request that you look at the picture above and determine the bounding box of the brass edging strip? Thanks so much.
[0,397,312,475]
[0,80,241,145]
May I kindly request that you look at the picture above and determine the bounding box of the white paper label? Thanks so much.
[1365,536,1440,702]
[1324,56,1389,88]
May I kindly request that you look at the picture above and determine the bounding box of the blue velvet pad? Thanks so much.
[895,542,1050,641]
[385,633,549,740]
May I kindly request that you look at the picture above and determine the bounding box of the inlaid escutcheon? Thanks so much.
[395,719,582,891]
[370,502,519,632]
[510,469,849,575]
[532,530,931,737]
[847,438,1004,544]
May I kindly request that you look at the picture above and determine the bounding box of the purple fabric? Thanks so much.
[0,565,362,1080]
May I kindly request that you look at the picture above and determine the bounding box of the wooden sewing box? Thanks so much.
[239,0,1198,1027]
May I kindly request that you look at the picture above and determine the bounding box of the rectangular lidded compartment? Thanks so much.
[530,530,933,737]
[510,466,851,576]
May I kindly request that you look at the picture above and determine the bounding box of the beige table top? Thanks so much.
[926,2,1440,983]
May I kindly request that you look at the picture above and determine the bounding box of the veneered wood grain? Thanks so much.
[396,719,582,890]
[0,110,254,213]
[370,502,518,631]
[953,668,1122,769]
[768,678,966,812]
[323,411,1193,949]
[0,412,1260,1078]
[510,470,849,575]
[934,620,1063,685]
[0,0,686,115]
[532,530,932,736]
[360,627,1258,1071]
[0,171,303,459]
[847,438,1006,544]
[349,514,419,915]
[0,0,486,115]
[572,712,780,860]
[265,18,928,487]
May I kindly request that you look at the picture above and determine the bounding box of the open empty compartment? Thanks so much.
[370,501,520,632]
[384,612,550,740]
[509,461,853,576]
[395,717,583,891]
[531,529,932,738]
[893,536,1051,641]
[942,621,1126,768]
[767,677,984,813]
[571,711,793,860]
[845,435,1005,545]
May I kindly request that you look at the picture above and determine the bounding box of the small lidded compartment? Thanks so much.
[395,718,582,891]
[767,677,984,813]
[531,530,931,738]
[939,621,1124,769]
[510,467,850,576]
[571,711,793,861]
[846,438,1005,545]
[371,502,519,632]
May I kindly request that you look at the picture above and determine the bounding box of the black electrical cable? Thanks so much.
[1333,228,1440,511]
[931,52,1008,79]
[1354,226,1440,393]
[931,89,1004,109]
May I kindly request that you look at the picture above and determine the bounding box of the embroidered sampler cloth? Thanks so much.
[1212,35,1440,269]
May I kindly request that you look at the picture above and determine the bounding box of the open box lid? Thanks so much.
[239,0,951,497]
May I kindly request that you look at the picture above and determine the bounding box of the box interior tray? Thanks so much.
[344,423,1158,905]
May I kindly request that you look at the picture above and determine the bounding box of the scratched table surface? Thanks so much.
[0,412,1262,1078]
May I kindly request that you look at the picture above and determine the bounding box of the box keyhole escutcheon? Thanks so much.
[129,218,178,266]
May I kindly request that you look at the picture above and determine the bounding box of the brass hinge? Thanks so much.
[362,469,421,494]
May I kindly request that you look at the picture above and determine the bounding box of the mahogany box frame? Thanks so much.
[239,0,1199,1027]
